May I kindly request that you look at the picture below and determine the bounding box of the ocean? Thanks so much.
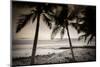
[12,39,95,58]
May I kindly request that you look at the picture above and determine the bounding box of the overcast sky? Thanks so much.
[12,2,83,40]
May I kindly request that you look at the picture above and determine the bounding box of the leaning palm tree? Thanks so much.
[51,5,75,61]
[16,3,54,64]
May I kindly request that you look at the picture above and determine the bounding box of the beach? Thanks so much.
[12,47,96,66]
[12,39,96,66]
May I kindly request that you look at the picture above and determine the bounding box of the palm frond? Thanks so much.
[43,4,55,15]
[32,13,37,23]
[16,13,33,32]
[87,34,95,44]
[51,25,61,39]
[30,9,37,23]
[70,23,78,30]
[43,14,52,29]
[60,27,65,39]
[46,12,55,20]
[78,33,93,45]
[84,33,90,42]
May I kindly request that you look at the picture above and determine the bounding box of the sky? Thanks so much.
[12,2,83,40]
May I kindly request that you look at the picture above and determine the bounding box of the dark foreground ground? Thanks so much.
[12,47,96,66]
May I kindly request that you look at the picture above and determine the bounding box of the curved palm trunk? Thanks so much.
[66,26,75,61]
[31,13,40,65]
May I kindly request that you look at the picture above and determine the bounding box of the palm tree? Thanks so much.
[71,6,96,44]
[16,3,54,64]
[51,5,75,61]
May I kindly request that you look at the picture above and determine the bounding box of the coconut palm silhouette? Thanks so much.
[51,5,76,61]
[16,3,55,64]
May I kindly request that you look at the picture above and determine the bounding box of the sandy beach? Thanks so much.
[12,47,96,66]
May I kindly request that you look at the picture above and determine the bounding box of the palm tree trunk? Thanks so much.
[66,26,75,61]
[31,13,40,65]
